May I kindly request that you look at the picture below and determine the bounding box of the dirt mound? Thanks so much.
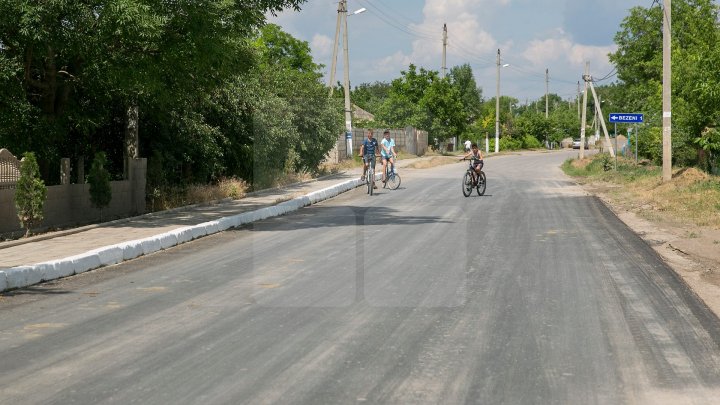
[674,167,709,184]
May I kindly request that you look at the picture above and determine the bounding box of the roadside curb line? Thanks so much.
[0,178,364,292]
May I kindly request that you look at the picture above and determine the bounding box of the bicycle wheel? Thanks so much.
[387,172,401,190]
[476,171,486,196]
[462,172,472,197]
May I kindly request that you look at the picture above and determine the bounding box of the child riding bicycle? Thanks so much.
[460,143,484,185]
[359,129,380,188]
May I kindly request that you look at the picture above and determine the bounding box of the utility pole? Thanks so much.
[341,0,353,158]
[545,68,549,118]
[328,1,343,96]
[495,49,501,153]
[577,81,581,121]
[579,63,588,159]
[586,78,615,157]
[662,0,672,181]
[442,23,448,78]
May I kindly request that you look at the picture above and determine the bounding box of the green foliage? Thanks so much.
[636,126,663,164]
[694,127,720,173]
[522,135,543,149]
[14,152,47,236]
[514,112,550,145]
[352,81,391,116]
[88,152,112,212]
[449,64,483,123]
[0,0,307,188]
[610,0,720,169]
[376,64,468,142]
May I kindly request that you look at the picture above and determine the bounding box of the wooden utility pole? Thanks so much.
[662,0,672,181]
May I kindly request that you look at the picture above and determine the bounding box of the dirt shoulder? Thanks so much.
[583,181,720,319]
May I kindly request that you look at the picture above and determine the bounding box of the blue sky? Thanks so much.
[270,0,657,103]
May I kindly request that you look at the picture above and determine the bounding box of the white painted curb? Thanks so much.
[2,178,361,292]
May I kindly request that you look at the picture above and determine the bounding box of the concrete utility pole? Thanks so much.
[662,0,672,181]
[579,63,589,159]
[495,49,501,153]
[545,68,549,118]
[587,78,615,157]
[442,23,448,78]
[341,0,353,158]
[328,1,343,96]
[577,81,581,121]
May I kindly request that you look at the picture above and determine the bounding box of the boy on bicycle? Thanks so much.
[380,129,397,184]
[359,129,379,188]
[460,143,483,185]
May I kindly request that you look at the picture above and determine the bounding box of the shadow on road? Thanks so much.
[233,205,453,232]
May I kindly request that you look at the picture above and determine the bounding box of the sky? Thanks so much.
[269,0,658,104]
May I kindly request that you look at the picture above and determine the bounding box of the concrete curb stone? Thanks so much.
[1,178,360,292]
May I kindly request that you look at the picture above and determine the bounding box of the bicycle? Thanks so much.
[461,158,486,197]
[361,154,377,196]
[382,156,401,190]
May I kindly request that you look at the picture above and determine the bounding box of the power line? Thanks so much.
[355,0,437,40]
[359,0,437,36]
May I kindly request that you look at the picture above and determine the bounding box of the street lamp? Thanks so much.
[328,1,365,158]
[495,48,509,153]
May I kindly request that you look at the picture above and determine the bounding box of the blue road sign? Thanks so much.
[345,131,352,140]
[609,113,644,123]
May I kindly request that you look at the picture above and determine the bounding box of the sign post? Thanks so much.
[609,113,644,170]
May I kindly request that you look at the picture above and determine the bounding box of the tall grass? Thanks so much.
[148,177,249,212]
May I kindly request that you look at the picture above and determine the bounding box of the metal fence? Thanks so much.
[0,148,21,190]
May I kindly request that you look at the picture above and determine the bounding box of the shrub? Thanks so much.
[14,152,47,237]
[88,152,112,220]
[522,135,542,149]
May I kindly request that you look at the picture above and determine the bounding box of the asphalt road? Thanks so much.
[2,150,720,404]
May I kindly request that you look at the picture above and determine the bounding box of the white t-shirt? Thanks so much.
[464,140,472,149]
[381,138,395,157]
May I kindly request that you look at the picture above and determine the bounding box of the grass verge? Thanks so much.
[562,153,720,228]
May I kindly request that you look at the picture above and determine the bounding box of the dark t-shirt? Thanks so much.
[363,138,379,156]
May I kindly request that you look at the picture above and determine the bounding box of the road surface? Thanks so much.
[1,150,719,404]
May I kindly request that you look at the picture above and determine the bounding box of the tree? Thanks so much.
[352,81,391,119]
[610,0,720,167]
[88,152,112,221]
[449,64,483,124]
[0,0,306,184]
[14,152,47,237]
[377,64,468,145]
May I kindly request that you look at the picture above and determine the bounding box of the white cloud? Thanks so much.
[400,0,502,69]
[311,34,334,58]
[522,36,617,73]
[375,51,414,74]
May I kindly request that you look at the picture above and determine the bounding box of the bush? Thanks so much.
[522,135,542,149]
[14,152,47,237]
[635,127,663,164]
[88,152,112,219]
